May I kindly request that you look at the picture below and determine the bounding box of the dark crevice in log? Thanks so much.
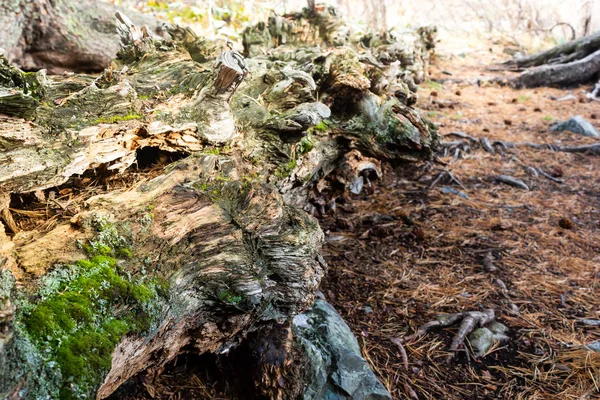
[134,147,189,170]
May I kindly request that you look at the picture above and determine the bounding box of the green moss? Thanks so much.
[297,135,314,155]
[116,247,133,259]
[22,253,157,398]
[204,146,231,156]
[16,216,163,399]
[204,147,221,155]
[217,289,243,305]
[275,159,298,178]
[92,112,143,125]
[312,121,328,132]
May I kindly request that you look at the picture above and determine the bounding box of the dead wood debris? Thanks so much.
[495,175,529,190]
[441,132,600,157]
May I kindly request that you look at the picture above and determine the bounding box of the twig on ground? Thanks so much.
[538,168,565,183]
[391,338,419,399]
[496,175,530,190]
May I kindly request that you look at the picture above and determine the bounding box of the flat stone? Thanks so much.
[551,115,600,137]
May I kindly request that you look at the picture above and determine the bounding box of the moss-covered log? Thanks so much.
[0,8,438,400]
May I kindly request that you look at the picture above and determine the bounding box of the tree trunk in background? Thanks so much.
[0,0,163,74]
[500,30,600,88]
[0,8,438,400]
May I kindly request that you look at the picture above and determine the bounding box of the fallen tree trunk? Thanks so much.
[502,30,600,69]
[508,48,600,88]
[0,0,163,73]
[497,30,600,88]
[0,8,438,400]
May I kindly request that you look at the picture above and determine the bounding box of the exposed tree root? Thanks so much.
[499,30,600,70]
[441,132,600,157]
[400,309,496,363]
[496,175,529,190]
[390,337,419,400]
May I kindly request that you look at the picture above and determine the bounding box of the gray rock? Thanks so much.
[468,322,509,357]
[469,328,494,357]
[293,300,392,400]
[551,115,600,137]
[585,341,600,352]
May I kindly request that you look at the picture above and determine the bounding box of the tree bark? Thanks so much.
[0,0,163,74]
[0,9,438,400]
[509,48,600,88]
[499,30,600,88]
[502,30,600,69]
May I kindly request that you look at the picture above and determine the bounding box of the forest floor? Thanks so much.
[319,54,600,400]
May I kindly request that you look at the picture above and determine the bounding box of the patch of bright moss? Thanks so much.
[18,217,162,399]
[22,253,156,399]
[204,146,231,156]
[93,112,142,125]
[297,135,314,155]
[312,121,328,132]
[204,147,221,155]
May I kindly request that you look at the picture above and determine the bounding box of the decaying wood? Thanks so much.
[214,47,249,96]
[0,6,439,400]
